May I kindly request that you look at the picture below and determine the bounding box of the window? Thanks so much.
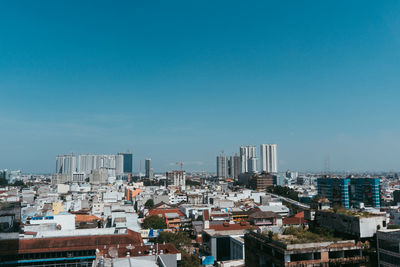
[380,252,400,265]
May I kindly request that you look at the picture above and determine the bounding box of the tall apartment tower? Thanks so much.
[56,154,77,176]
[240,146,257,173]
[229,155,240,180]
[260,144,278,173]
[145,158,153,178]
[248,157,258,173]
[216,154,228,178]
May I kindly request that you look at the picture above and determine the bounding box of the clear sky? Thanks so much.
[1,1,400,173]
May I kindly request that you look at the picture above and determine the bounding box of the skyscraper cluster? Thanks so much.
[216,144,277,179]
[56,152,133,182]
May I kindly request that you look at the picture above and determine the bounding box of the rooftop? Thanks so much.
[323,208,385,218]
[270,226,342,244]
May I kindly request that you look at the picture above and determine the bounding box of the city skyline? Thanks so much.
[2,1,400,173]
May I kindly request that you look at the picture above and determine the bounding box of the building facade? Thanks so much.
[217,155,228,178]
[377,229,400,267]
[245,232,368,267]
[56,154,77,177]
[167,170,186,190]
[317,177,380,209]
[228,155,240,180]
[239,146,256,174]
[260,144,278,173]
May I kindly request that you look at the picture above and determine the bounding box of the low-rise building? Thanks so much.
[315,209,388,239]
[245,231,369,267]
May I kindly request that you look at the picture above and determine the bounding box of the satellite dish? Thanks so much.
[108,247,118,258]
[126,244,135,250]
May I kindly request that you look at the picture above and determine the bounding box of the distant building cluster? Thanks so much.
[216,144,278,180]
[55,152,133,184]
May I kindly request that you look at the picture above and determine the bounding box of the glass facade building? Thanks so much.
[317,177,380,209]
[118,152,133,174]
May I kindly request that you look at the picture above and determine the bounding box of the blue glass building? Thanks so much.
[317,177,380,209]
[317,178,350,209]
[118,152,133,174]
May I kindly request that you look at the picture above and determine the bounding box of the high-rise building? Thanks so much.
[317,177,380,209]
[78,154,124,176]
[216,154,228,178]
[56,154,77,177]
[260,144,277,173]
[248,157,258,173]
[118,151,133,174]
[167,170,186,190]
[145,158,153,178]
[240,146,256,173]
[228,155,240,180]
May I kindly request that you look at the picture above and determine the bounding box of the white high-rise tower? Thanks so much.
[260,144,278,173]
[239,146,257,173]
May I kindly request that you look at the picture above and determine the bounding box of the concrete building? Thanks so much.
[228,155,240,180]
[145,158,153,179]
[315,209,388,239]
[167,170,186,190]
[248,157,258,173]
[78,154,124,176]
[56,154,77,179]
[260,144,278,173]
[239,146,256,174]
[245,231,368,267]
[377,229,400,266]
[89,169,107,185]
[217,154,228,178]
[249,173,275,190]
[202,221,250,263]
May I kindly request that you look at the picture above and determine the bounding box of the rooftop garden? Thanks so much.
[266,226,342,244]
[325,207,378,218]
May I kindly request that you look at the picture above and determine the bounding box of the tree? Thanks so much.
[142,215,166,229]
[12,180,26,188]
[180,251,200,267]
[0,178,8,187]
[145,199,154,209]
[267,186,299,201]
[156,231,192,250]
[156,231,199,266]
[196,215,203,221]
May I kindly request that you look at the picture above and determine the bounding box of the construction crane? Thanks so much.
[176,161,183,170]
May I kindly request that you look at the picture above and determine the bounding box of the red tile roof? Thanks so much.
[75,214,101,222]
[0,230,143,256]
[283,217,306,225]
[148,209,184,217]
[294,211,305,218]
[209,221,250,231]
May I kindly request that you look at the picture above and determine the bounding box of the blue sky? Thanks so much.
[1,1,400,173]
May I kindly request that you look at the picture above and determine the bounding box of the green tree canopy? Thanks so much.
[180,251,200,267]
[267,186,298,201]
[142,215,166,229]
[156,231,191,250]
[144,199,154,209]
